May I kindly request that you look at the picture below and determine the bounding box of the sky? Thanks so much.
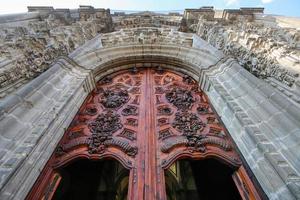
[0,0,299,17]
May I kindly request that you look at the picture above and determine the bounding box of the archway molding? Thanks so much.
[0,33,299,199]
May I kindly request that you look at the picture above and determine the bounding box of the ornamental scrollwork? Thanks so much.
[172,111,205,136]
[88,111,123,154]
[99,89,129,109]
[165,88,195,110]
[186,135,207,152]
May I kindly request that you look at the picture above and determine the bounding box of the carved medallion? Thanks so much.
[99,89,129,109]
[166,88,195,110]
[88,111,123,154]
[172,111,205,136]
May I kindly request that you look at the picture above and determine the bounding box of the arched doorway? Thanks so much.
[27,67,263,200]
[165,159,242,200]
[52,159,129,200]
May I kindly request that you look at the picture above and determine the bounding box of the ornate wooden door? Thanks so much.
[27,68,262,200]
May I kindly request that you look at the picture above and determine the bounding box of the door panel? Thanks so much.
[27,67,262,200]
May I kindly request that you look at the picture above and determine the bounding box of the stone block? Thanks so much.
[258,84,276,99]
[256,159,287,192]
[15,146,33,156]
[4,157,19,167]
[9,105,39,124]
[0,116,26,140]
[280,145,300,174]
[256,100,281,119]
[241,132,257,151]
[286,181,300,200]
[257,142,277,154]
[0,138,14,151]
[0,169,12,186]
[38,83,59,99]
[269,92,291,109]
[0,95,22,115]
[0,150,7,160]
[268,113,299,137]
[285,104,300,123]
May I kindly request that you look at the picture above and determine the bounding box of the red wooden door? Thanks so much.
[27,68,262,200]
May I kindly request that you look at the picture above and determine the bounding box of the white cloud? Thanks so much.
[261,0,274,4]
[224,0,239,6]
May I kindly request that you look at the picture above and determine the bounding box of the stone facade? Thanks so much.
[0,5,299,200]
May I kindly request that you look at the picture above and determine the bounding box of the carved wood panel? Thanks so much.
[27,67,262,200]
[153,71,240,168]
[54,71,142,163]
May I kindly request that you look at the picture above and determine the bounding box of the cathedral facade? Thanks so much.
[0,5,299,200]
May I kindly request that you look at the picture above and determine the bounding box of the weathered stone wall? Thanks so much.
[0,6,112,99]
[188,8,300,104]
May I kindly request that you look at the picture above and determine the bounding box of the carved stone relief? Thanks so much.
[193,18,300,91]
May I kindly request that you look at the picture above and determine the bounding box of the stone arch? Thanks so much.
[26,66,256,200]
[0,36,299,199]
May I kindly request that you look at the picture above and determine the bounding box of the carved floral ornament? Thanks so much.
[165,88,195,110]
[99,89,129,109]
[53,70,235,166]
[156,73,234,155]
[172,111,205,136]
[53,72,141,158]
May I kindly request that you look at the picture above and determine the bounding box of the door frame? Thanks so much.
[26,67,264,200]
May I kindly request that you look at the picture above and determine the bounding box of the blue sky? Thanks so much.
[0,0,299,17]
